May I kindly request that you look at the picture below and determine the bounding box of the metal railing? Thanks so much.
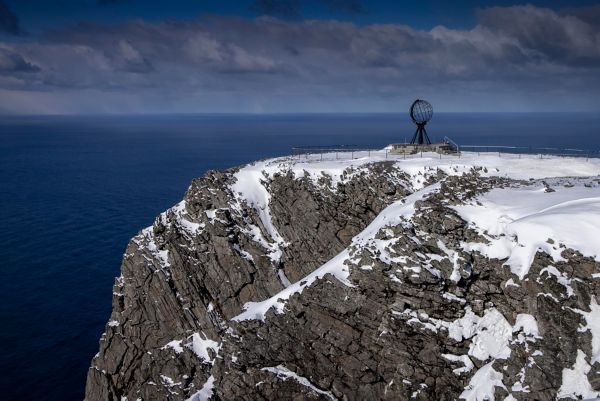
[290,143,600,161]
[458,145,600,159]
[443,136,460,151]
[291,145,386,160]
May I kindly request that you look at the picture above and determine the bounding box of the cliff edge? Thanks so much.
[85,151,600,401]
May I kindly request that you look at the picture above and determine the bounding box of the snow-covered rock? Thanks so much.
[87,151,600,401]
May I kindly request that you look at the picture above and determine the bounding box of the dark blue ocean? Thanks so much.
[1,113,599,401]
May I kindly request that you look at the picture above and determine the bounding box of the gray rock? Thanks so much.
[85,159,600,401]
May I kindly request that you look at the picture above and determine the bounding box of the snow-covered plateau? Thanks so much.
[86,151,600,401]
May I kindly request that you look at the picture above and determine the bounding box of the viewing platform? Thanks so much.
[388,141,457,155]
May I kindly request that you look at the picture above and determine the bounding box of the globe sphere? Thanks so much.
[410,99,433,124]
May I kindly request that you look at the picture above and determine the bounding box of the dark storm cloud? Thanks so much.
[0,0,21,35]
[0,4,599,113]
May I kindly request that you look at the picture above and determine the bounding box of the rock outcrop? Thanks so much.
[85,152,600,401]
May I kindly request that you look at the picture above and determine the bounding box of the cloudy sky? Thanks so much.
[1,0,599,114]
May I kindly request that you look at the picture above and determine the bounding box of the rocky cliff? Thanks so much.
[85,151,600,401]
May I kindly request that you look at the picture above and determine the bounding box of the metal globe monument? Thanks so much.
[409,99,433,145]
[387,98,456,155]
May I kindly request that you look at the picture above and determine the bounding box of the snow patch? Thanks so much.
[137,226,170,272]
[538,266,574,297]
[171,200,204,235]
[160,374,181,387]
[261,365,338,401]
[442,353,474,375]
[460,362,507,401]
[187,333,221,364]
[466,309,512,361]
[571,296,600,364]
[399,307,511,361]
[512,314,540,338]
[231,162,288,262]
[185,375,215,401]
[557,350,599,400]
[438,240,462,283]
[162,340,184,354]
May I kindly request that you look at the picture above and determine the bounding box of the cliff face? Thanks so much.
[86,152,600,401]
